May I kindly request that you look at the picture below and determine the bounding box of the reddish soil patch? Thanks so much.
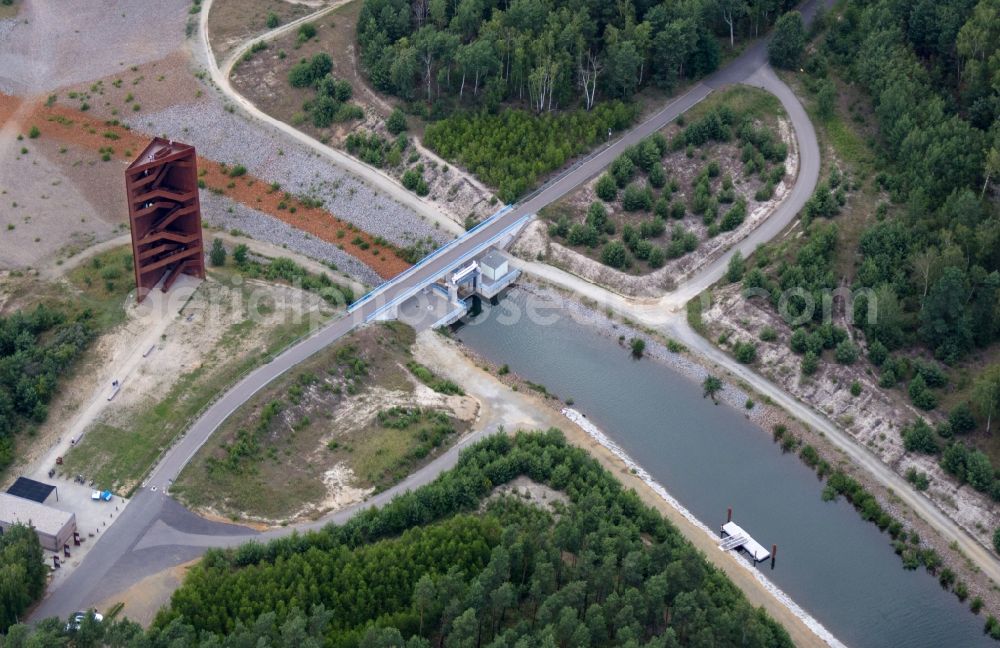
[4,93,409,279]
[0,93,22,124]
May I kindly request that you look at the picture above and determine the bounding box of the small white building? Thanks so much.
[479,250,509,282]
[0,492,77,551]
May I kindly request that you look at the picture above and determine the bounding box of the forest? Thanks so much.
[358,0,798,110]
[358,0,797,201]
[0,305,94,472]
[738,0,1000,488]
[5,431,793,647]
[0,525,46,633]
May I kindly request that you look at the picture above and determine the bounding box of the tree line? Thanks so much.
[3,431,793,646]
[0,305,94,471]
[358,0,797,113]
[0,525,46,633]
[825,0,1000,364]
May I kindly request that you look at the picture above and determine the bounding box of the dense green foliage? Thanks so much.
[288,54,364,128]
[767,11,805,69]
[7,431,790,646]
[232,253,354,306]
[425,102,636,201]
[823,0,1000,364]
[0,525,46,632]
[357,0,793,110]
[360,0,796,200]
[0,305,94,471]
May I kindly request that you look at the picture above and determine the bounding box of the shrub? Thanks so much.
[298,22,317,41]
[611,155,635,187]
[210,238,227,266]
[948,403,976,435]
[908,374,937,411]
[630,338,645,358]
[28,126,40,139]
[595,173,617,202]
[648,163,666,188]
[265,12,280,28]
[233,244,249,265]
[902,418,938,454]
[760,326,777,342]
[905,467,930,491]
[734,341,757,364]
[386,108,407,135]
[789,328,808,353]
[868,339,888,366]
[850,380,862,397]
[621,183,653,211]
[601,241,629,269]
[768,11,806,69]
[586,202,610,232]
[801,351,819,375]
[289,53,331,88]
[720,198,747,231]
[647,246,665,268]
[726,250,744,282]
[834,339,859,364]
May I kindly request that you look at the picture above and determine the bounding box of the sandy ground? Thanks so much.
[0,98,120,269]
[0,0,190,95]
[0,92,410,278]
[92,559,198,627]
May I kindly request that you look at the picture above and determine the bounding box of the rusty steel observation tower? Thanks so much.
[125,138,205,301]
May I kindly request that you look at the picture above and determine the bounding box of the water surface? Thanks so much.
[456,290,989,648]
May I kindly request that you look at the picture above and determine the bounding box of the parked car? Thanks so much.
[65,610,103,631]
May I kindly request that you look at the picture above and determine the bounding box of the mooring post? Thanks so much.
[771,544,777,569]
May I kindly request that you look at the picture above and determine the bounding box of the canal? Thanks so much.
[455,289,990,648]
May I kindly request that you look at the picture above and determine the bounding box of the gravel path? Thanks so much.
[199,191,382,286]
[128,99,451,249]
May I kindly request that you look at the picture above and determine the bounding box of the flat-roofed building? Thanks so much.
[0,492,76,551]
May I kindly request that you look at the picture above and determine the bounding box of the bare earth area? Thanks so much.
[172,323,476,525]
[208,0,325,62]
[60,266,334,495]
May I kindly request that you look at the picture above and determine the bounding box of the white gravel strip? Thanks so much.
[199,191,382,286]
[128,100,451,249]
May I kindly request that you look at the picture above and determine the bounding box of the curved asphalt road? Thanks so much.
[32,0,863,622]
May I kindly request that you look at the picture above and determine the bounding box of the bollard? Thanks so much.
[727,507,732,523]
[771,544,777,570]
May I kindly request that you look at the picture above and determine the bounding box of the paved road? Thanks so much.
[33,0,843,621]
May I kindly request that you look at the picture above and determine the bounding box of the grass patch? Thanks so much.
[63,303,319,495]
[172,322,468,521]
